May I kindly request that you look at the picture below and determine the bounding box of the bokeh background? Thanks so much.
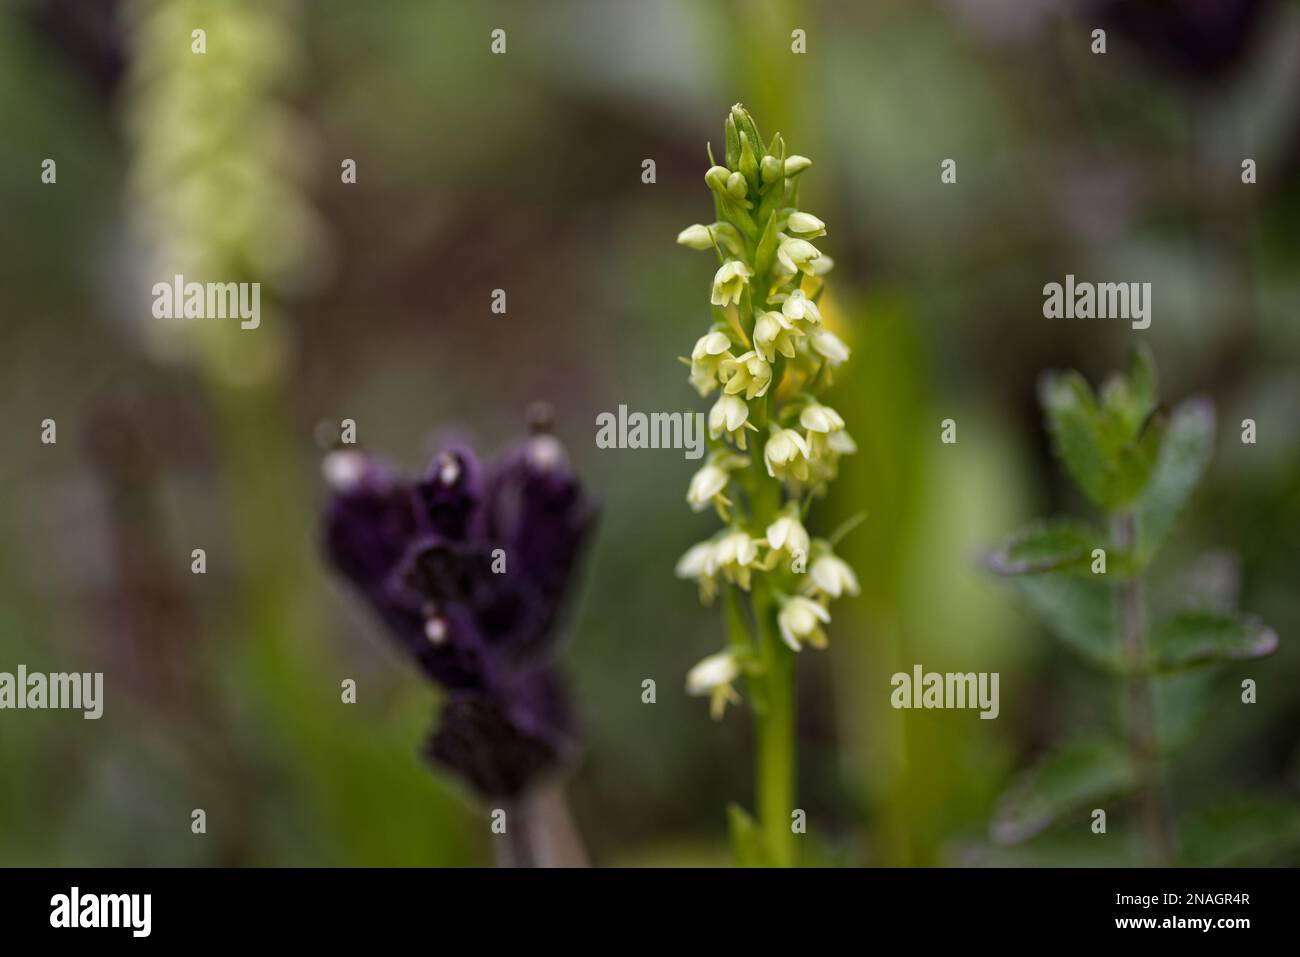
[2,0,1298,866]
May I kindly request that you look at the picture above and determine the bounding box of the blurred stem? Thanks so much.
[496,782,588,868]
[497,798,537,868]
[1113,511,1175,866]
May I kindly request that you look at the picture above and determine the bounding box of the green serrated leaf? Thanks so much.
[1149,610,1278,671]
[1180,798,1300,866]
[1040,355,1169,511]
[1040,370,1112,508]
[986,519,1122,667]
[965,831,1139,867]
[1008,574,1119,668]
[1108,411,1165,506]
[1135,396,1215,560]
[991,739,1136,845]
[1128,343,1157,419]
[727,803,768,867]
[986,517,1106,574]
[1152,669,1218,750]
[1098,347,1157,442]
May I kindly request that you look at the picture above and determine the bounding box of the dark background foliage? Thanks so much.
[1,0,1296,865]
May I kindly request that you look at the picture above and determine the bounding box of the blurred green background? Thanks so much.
[1,0,1297,866]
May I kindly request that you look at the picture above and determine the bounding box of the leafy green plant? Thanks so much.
[674,105,860,867]
[985,346,1284,865]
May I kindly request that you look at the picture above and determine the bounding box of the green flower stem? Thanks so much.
[745,413,797,866]
[1114,510,1175,866]
[684,106,845,867]
[753,581,797,867]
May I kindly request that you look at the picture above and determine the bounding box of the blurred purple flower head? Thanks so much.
[322,424,595,798]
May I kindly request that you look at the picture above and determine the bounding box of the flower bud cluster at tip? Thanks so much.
[674,104,860,719]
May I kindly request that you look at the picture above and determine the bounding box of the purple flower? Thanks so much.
[322,427,594,797]
[427,669,578,799]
